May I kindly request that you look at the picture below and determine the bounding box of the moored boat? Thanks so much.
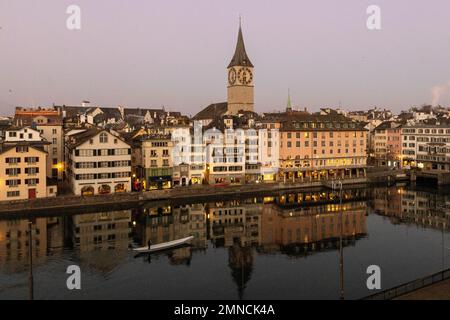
[133,236,194,253]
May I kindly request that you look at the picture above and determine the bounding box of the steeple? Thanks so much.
[228,19,254,68]
[286,89,292,112]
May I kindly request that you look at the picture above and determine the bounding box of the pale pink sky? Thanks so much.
[1,0,450,116]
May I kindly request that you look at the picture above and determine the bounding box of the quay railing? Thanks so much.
[362,268,450,300]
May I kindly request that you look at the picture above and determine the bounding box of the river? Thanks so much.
[0,185,449,300]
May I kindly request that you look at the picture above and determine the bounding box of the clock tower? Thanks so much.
[227,21,254,115]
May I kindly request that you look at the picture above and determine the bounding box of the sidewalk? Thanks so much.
[395,278,450,300]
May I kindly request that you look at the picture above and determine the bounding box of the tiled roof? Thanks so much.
[192,102,228,120]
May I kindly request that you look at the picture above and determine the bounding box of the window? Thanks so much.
[98,162,109,168]
[99,132,108,143]
[53,158,58,165]
[25,157,38,164]
[25,178,39,186]
[296,141,300,148]
[25,167,39,175]
[53,147,57,155]
[7,191,20,197]
[52,129,57,135]
[5,168,20,176]
[6,179,21,187]
[52,138,57,144]
[6,157,21,164]
[151,160,157,167]
[16,146,28,153]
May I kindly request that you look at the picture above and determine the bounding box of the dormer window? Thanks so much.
[99,132,108,143]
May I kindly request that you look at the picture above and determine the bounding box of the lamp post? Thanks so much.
[332,179,344,300]
[28,219,34,300]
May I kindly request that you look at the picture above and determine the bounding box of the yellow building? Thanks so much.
[272,110,368,182]
[14,107,64,180]
[138,134,173,190]
[0,142,55,201]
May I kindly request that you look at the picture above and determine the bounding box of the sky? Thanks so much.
[1,0,450,116]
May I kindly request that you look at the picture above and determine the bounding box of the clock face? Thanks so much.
[228,68,237,85]
[238,67,253,85]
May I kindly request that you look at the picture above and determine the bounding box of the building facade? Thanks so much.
[13,107,64,180]
[277,112,368,183]
[138,134,173,190]
[66,129,132,195]
[0,143,53,201]
[373,121,402,167]
[401,123,450,171]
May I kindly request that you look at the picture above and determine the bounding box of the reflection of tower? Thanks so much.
[228,243,254,300]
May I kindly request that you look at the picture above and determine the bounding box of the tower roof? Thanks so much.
[228,22,254,68]
[287,89,292,111]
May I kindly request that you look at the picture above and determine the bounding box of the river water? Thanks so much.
[0,185,449,300]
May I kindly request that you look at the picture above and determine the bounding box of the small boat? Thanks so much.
[133,236,194,253]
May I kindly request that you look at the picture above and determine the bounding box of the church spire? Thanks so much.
[286,89,292,111]
[228,19,254,68]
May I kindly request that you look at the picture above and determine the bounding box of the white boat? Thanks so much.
[133,236,194,253]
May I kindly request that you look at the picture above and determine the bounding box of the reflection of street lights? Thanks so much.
[332,179,344,300]
[28,219,34,300]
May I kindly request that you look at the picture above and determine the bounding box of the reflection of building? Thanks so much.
[134,204,207,264]
[66,128,132,195]
[70,210,131,252]
[373,187,449,231]
[0,218,48,272]
[260,201,367,253]
[207,200,262,247]
[187,204,207,249]
[46,216,65,253]
[228,244,254,300]
[373,187,402,219]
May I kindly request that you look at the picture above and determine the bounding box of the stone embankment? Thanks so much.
[0,167,410,216]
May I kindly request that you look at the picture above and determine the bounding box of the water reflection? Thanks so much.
[0,186,449,299]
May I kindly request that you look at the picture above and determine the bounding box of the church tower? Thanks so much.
[227,21,254,115]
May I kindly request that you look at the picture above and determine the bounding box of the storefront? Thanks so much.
[148,176,172,190]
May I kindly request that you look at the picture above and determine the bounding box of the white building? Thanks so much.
[171,123,206,186]
[65,129,132,195]
[204,127,245,185]
[401,123,450,171]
